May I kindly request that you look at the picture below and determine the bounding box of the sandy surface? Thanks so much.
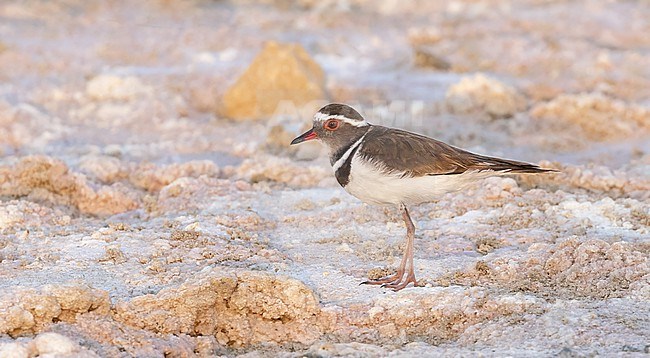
[0,0,649,356]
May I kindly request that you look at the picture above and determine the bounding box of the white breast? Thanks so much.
[342,154,491,206]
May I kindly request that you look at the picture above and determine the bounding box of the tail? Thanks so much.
[470,154,559,174]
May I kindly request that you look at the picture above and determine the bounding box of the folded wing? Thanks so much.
[358,126,555,178]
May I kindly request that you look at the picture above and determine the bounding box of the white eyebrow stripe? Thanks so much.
[314,112,369,127]
[332,132,367,172]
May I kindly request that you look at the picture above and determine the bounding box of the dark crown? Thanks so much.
[318,103,365,122]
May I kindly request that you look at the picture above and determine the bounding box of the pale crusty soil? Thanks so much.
[0,1,648,357]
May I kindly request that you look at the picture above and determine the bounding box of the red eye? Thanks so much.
[325,120,340,130]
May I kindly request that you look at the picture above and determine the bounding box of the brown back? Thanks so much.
[358,126,552,177]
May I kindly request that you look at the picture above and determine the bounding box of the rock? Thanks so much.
[447,237,650,299]
[408,27,443,46]
[556,347,584,358]
[304,342,389,357]
[78,155,125,183]
[113,270,321,348]
[0,200,71,230]
[0,156,140,217]
[0,342,29,358]
[413,47,451,71]
[30,332,79,355]
[530,93,650,141]
[446,74,526,118]
[129,160,219,192]
[236,154,330,188]
[0,284,110,336]
[221,41,327,121]
[86,74,152,101]
[516,162,649,200]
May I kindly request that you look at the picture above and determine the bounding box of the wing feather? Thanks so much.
[358,126,554,177]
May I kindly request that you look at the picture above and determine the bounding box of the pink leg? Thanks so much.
[362,204,418,291]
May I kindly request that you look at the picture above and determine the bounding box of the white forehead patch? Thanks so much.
[314,112,369,127]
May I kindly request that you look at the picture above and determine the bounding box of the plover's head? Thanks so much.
[290,103,371,153]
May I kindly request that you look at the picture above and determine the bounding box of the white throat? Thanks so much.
[332,132,368,172]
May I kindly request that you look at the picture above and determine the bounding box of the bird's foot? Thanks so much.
[380,272,417,291]
[361,271,417,291]
[360,271,402,285]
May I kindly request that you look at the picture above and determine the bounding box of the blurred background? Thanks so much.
[1,0,648,170]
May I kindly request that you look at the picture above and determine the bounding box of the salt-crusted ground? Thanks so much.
[0,0,649,357]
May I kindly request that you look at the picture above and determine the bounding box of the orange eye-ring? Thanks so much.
[324,119,340,131]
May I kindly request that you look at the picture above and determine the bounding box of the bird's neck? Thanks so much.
[328,126,372,166]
